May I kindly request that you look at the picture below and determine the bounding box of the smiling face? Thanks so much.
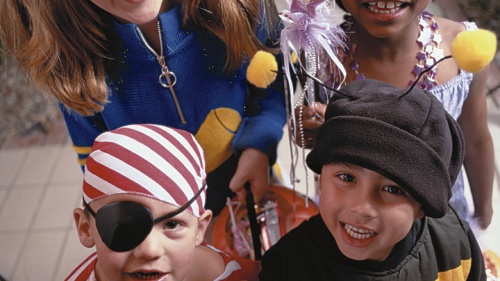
[91,0,168,24]
[340,0,430,38]
[319,162,424,261]
[74,194,211,281]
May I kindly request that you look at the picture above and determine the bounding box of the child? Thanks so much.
[65,124,242,281]
[0,0,286,216]
[260,79,486,280]
[296,0,494,228]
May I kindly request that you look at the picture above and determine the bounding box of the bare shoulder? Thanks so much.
[189,245,226,281]
[434,16,470,44]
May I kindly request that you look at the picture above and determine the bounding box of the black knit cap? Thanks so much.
[306,79,464,218]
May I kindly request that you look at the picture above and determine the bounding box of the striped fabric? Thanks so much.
[205,244,244,281]
[66,246,243,281]
[83,124,206,217]
[64,252,98,281]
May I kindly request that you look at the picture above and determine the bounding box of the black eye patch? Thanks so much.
[83,184,206,252]
[89,201,154,252]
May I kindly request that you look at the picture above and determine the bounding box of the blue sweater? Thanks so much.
[61,6,286,213]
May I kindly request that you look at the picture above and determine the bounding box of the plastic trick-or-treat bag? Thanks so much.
[210,184,318,281]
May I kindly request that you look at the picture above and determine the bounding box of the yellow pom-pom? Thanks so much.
[291,51,298,64]
[451,29,497,73]
[247,50,278,88]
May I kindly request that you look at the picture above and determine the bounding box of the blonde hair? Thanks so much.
[0,0,280,116]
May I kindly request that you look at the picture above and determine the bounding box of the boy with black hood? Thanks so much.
[259,79,486,280]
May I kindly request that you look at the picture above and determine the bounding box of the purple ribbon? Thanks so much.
[280,2,346,108]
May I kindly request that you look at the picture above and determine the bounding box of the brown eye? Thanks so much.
[383,185,404,195]
[163,220,180,230]
[339,173,355,182]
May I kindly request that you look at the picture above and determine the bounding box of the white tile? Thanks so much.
[466,173,500,256]
[32,183,81,230]
[49,143,83,184]
[55,229,95,281]
[11,230,65,281]
[274,0,286,11]
[0,189,7,210]
[15,146,61,186]
[0,231,27,279]
[0,149,27,188]
[488,121,500,165]
[277,126,316,198]
[0,186,43,231]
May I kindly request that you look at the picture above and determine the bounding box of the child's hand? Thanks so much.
[229,148,270,204]
[473,204,493,229]
[294,102,326,149]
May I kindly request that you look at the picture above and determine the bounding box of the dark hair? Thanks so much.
[335,0,347,12]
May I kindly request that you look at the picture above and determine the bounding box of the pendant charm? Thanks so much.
[156,56,177,88]
[159,68,177,88]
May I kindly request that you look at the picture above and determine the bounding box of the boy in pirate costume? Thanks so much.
[65,124,242,281]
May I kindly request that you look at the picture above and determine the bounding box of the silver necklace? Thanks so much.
[136,21,187,124]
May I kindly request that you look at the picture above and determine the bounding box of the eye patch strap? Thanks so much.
[82,198,97,217]
[81,183,206,222]
[152,183,207,224]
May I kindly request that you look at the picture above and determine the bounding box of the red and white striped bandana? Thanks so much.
[83,124,207,217]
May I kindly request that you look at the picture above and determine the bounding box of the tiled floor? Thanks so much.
[1,2,500,281]
[0,138,94,280]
